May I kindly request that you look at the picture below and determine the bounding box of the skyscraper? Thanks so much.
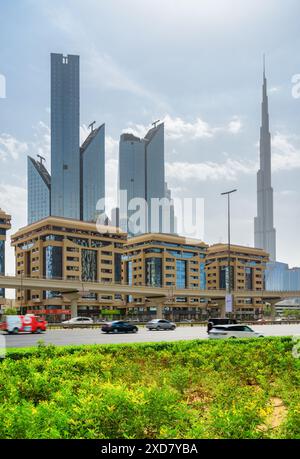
[118,123,175,235]
[80,124,105,222]
[119,132,147,234]
[27,156,51,224]
[50,53,80,219]
[254,62,276,261]
[0,209,11,298]
[145,123,166,233]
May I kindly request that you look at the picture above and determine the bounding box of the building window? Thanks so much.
[81,249,97,281]
[245,267,253,290]
[146,258,162,287]
[219,266,234,290]
[200,262,206,289]
[114,253,122,283]
[176,260,187,288]
[43,246,62,299]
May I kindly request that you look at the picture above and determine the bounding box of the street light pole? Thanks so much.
[221,189,237,315]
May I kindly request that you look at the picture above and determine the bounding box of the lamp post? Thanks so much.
[221,189,237,317]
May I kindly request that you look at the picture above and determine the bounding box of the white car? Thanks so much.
[208,324,264,339]
[62,317,93,328]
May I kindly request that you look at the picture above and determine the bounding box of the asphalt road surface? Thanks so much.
[2,324,300,348]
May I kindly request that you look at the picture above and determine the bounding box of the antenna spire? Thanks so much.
[88,121,96,132]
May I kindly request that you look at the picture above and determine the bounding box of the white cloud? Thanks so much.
[227,117,242,134]
[164,115,217,139]
[0,122,51,167]
[106,136,119,159]
[166,157,256,182]
[0,184,27,226]
[0,134,28,161]
[165,132,300,183]
[272,133,300,171]
[269,86,281,94]
[31,122,51,162]
[80,124,90,145]
[124,114,243,141]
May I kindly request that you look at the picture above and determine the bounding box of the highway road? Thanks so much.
[2,324,300,348]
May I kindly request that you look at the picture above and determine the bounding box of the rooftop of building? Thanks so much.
[120,132,142,142]
[120,122,164,144]
[80,124,105,153]
[11,215,127,242]
[207,243,269,257]
[144,122,164,143]
[28,156,51,188]
[0,209,12,226]
[125,232,208,249]
[0,208,11,219]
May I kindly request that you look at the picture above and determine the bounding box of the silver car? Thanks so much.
[146,319,176,331]
[61,317,93,328]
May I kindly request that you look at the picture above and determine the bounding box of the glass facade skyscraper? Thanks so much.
[118,123,176,235]
[51,53,80,219]
[27,156,51,224]
[80,124,105,222]
[118,133,147,234]
[0,210,11,298]
[145,124,166,233]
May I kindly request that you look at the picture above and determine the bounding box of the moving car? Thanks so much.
[1,314,47,334]
[146,319,176,331]
[207,318,237,333]
[208,324,264,339]
[101,321,138,333]
[62,317,93,328]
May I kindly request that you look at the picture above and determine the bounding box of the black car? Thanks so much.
[207,318,237,333]
[101,321,138,334]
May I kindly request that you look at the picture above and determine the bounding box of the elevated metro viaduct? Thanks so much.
[1,275,299,319]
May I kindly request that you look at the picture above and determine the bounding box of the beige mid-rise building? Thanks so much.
[205,243,269,317]
[11,216,127,322]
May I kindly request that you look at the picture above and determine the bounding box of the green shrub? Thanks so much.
[0,337,299,439]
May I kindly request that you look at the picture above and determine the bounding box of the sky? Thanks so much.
[0,0,300,282]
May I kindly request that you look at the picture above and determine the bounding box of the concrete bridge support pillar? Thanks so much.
[156,304,163,319]
[62,292,81,319]
[220,302,226,319]
[70,299,78,318]
[269,301,277,321]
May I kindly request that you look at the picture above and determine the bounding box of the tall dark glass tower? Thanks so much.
[0,209,11,298]
[27,156,51,224]
[254,61,276,261]
[50,53,80,219]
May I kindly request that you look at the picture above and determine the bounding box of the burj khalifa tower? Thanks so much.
[254,60,276,262]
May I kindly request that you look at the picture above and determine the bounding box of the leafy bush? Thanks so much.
[0,337,299,439]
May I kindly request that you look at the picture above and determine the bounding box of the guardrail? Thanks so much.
[46,320,300,330]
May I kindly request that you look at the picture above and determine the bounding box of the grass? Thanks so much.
[0,337,299,439]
